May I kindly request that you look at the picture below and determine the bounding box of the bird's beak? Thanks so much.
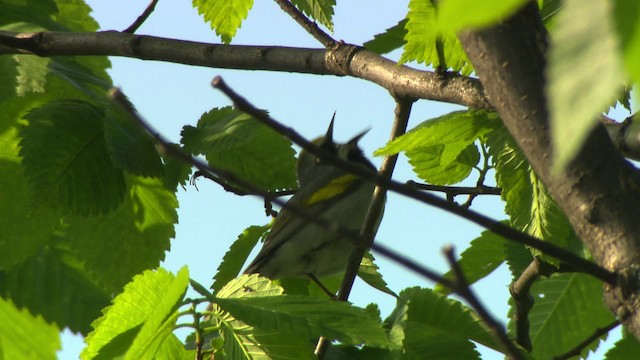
[348,128,370,146]
[324,112,336,145]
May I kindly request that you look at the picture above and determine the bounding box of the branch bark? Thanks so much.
[0,30,491,109]
[458,2,640,338]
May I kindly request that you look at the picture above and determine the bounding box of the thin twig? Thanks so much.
[123,0,159,34]
[190,170,251,195]
[461,143,493,208]
[191,302,204,360]
[509,259,555,351]
[444,246,524,360]
[552,320,621,360]
[370,242,454,287]
[211,76,616,285]
[409,181,501,197]
[273,0,336,47]
[190,170,294,216]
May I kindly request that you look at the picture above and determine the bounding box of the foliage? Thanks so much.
[1,0,639,359]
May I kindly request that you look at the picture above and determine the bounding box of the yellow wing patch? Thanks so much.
[305,174,358,206]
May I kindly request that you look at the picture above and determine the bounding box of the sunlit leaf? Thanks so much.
[400,0,472,74]
[0,298,60,360]
[291,0,335,32]
[181,106,297,191]
[81,267,189,360]
[193,0,254,43]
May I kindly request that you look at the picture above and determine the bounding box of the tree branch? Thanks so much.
[509,258,556,351]
[0,30,491,109]
[408,181,502,197]
[461,144,493,208]
[123,0,159,34]
[458,2,640,338]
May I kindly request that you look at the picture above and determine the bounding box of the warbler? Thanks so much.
[243,118,381,280]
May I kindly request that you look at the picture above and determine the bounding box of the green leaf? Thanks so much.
[103,102,164,178]
[405,320,480,359]
[0,1,58,29]
[0,0,98,35]
[291,0,335,32]
[376,110,501,185]
[364,19,407,54]
[16,55,50,95]
[181,106,297,191]
[358,252,397,297]
[81,267,189,360]
[66,176,178,292]
[52,0,101,33]
[211,224,269,294]
[125,268,189,360]
[547,0,624,173]
[20,99,127,216]
[0,125,61,270]
[605,335,640,360]
[214,278,391,348]
[152,334,193,360]
[208,275,313,359]
[193,0,254,43]
[436,0,530,32]
[493,133,583,264]
[523,273,615,359]
[435,229,507,294]
[0,4,109,97]
[401,288,503,355]
[613,0,640,86]
[48,57,112,98]
[377,110,501,156]
[406,142,479,185]
[0,297,60,360]
[400,0,473,74]
[161,150,193,191]
[0,235,111,335]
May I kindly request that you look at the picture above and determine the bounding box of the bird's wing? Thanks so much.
[244,173,363,274]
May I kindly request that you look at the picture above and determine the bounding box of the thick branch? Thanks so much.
[0,30,490,109]
[458,2,640,338]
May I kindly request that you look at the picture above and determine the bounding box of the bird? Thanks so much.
[243,116,382,284]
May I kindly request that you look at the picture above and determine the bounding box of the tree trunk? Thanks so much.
[458,1,640,337]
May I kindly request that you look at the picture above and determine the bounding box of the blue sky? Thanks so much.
[56,1,624,358]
